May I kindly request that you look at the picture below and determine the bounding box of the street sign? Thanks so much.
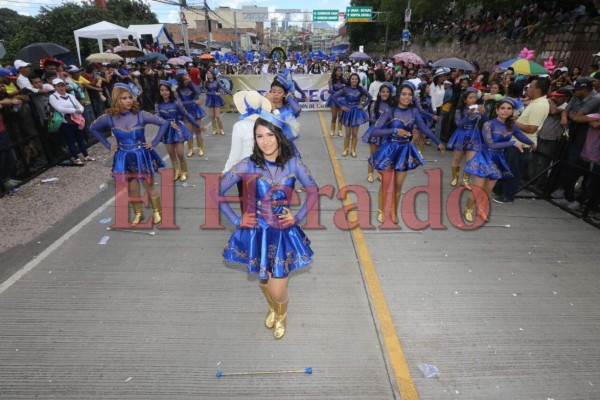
[339,12,345,19]
[402,29,410,42]
[313,9,339,22]
[0,42,5,60]
[405,8,412,22]
[241,6,269,22]
[345,6,372,22]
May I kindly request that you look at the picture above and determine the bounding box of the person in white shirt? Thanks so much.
[48,78,94,165]
[223,90,272,211]
[15,60,42,94]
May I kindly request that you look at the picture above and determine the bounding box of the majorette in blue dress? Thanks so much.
[332,86,372,127]
[447,106,485,152]
[218,157,318,279]
[155,100,200,144]
[362,101,392,145]
[369,106,442,171]
[176,84,207,120]
[90,111,168,180]
[465,118,534,180]
[204,79,233,108]
[272,94,302,157]
[324,77,347,107]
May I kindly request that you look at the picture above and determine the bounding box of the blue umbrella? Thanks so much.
[349,52,371,60]
[134,52,168,62]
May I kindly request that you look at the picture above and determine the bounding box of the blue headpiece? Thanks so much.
[499,97,516,108]
[159,80,172,87]
[239,97,299,141]
[401,81,416,92]
[114,83,133,94]
[466,87,478,94]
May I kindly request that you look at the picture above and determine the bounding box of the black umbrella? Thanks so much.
[432,57,476,71]
[16,43,71,63]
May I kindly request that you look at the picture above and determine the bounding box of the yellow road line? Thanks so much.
[317,111,419,400]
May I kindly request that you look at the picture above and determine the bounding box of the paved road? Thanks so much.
[1,111,599,399]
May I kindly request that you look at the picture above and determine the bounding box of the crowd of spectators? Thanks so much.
[411,1,599,44]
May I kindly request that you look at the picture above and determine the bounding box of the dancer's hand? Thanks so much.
[239,212,257,228]
[513,141,525,152]
[438,143,446,153]
[110,143,117,153]
[278,207,295,228]
[171,121,180,131]
[144,142,153,150]
[341,106,350,112]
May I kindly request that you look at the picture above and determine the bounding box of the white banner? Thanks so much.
[218,74,331,112]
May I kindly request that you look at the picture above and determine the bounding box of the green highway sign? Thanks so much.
[313,9,339,22]
[345,6,372,22]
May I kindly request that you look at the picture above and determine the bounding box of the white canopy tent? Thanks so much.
[74,21,141,64]
[127,24,177,49]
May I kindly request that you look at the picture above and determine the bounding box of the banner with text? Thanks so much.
[218,74,332,113]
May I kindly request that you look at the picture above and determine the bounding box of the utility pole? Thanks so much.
[402,0,411,51]
[179,0,190,56]
[233,11,239,54]
[204,0,212,52]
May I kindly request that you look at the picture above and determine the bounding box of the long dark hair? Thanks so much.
[456,90,477,119]
[495,98,515,131]
[250,118,294,169]
[348,73,360,88]
[374,84,394,118]
[157,83,176,103]
[331,66,344,85]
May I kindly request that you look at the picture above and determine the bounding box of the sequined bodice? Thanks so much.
[205,80,220,95]
[157,102,181,121]
[178,87,196,102]
[344,87,365,106]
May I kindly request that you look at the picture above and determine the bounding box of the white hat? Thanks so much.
[443,80,452,85]
[14,60,31,70]
[387,63,393,67]
[233,90,272,121]
[52,78,65,85]
[434,68,448,77]
[67,65,81,73]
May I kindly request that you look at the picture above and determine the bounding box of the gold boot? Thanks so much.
[187,140,194,157]
[273,299,288,339]
[417,139,425,158]
[462,172,472,190]
[149,196,162,225]
[131,201,144,225]
[337,121,343,137]
[342,135,350,157]
[197,135,204,156]
[211,120,217,135]
[180,161,188,182]
[351,137,358,158]
[367,173,374,183]
[330,122,336,136]
[172,161,181,181]
[218,119,225,135]
[464,197,475,223]
[450,166,460,187]
[259,284,275,329]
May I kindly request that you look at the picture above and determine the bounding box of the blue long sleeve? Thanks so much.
[482,121,513,150]
[90,114,113,150]
[413,109,441,146]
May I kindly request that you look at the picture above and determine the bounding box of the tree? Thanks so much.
[0,0,158,63]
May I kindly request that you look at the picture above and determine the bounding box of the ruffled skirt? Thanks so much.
[205,94,226,108]
[162,121,193,144]
[465,149,513,180]
[223,224,313,279]
[184,102,206,120]
[112,147,165,181]
[447,126,482,152]
[340,107,369,127]
[369,140,425,171]
[361,124,381,145]
[325,94,337,107]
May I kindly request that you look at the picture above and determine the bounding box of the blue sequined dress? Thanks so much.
[156,100,199,144]
[273,94,302,157]
[325,78,347,107]
[465,118,534,179]
[414,95,436,129]
[177,84,206,120]
[90,111,168,180]
[332,86,372,127]
[447,107,484,152]
[204,79,232,108]
[369,106,441,171]
[362,101,392,145]
[218,157,318,279]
